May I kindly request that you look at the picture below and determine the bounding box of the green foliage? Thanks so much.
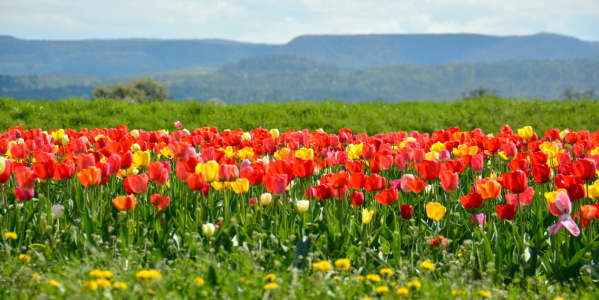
[1,97,599,134]
[92,78,169,103]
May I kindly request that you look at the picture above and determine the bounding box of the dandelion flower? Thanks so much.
[113,282,128,290]
[4,232,17,240]
[194,277,205,286]
[18,254,31,263]
[264,283,279,290]
[478,290,491,298]
[96,279,111,288]
[334,258,351,271]
[375,286,389,294]
[452,289,467,296]
[365,274,382,282]
[379,268,394,276]
[407,280,422,290]
[264,273,277,281]
[82,280,98,291]
[396,287,409,296]
[420,261,435,271]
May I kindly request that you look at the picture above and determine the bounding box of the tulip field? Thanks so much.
[1,99,599,299]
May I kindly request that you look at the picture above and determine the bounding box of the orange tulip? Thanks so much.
[113,195,137,210]
[475,177,501,200]
[581,205,597,221]
[77,166,102,187]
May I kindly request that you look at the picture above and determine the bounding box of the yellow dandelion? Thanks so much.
[379,268,394,276]
[334,258,351,271]
[136,269,162,282]
[264,283,279,290]
[478,290,491,298]
[18,254,31,263]
[96,279,111,288]
[264,273,277,282]
[32,273,41,282]
[407,280,422,290]
[357,275,364,281]
[4,232,17,240]
[553,297,564,300]
[361,298,373,300]
[396,287,409,296]
[452,289,467,296]
[113,282,128,290]
[82,280,98,291]
[49,280,60,287]
[420,260,435,271]
[89,269,103,278]
[194,277,205,286]
[365,274,382,282]
[375,286,389,294]
[101,270,114,281]
[312,261,333,272]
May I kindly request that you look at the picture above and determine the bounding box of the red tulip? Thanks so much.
[507,159,529,173]
[400,204,413,220]
[76,153,96,172]
[571,159,596,181]
[348,172,367,190]
[364,174,387,192]
[345,161,363,173]
[529,151,548,165]
[264,174,288,196]
[417,159,441,181]
[107,154,122,175]
[310,184,333,200]
[459,192,483,209]
[241,166,264,185]
[218,164,239,181]
[188,172,206,191]
[293,157,315,178]
[147,161,170,185]
[350,192,364,206]
[33,157,56,181]
[554,175,586,201]
[374,187,398,206]
[470,153,484,173]
[15,187,35,202]
[150,194,171,210]
[496,170,528,194]
[581,205,597,221]
[123,174,149,195]
[442,159,465,174]
[532,164,552,184]
[113,195,137,210]
[496,204,518,220]
[406,176,428,193]
[440,170,459,193]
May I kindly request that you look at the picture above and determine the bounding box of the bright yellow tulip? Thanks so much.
[362,208,375,225]
[238,147,254,160]
[517,126,533,139]
[232,178,250,194]
[133,150,151,169]
[197,160,219,183]
[429,141,446,153]
[295,148,314,159]
[426,202,447,221]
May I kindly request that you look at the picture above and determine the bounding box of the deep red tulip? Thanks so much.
[400,204,413,220]
[554,175,586,201]
[330,172,349,189]
[148,161,170,185]
[350,192,364,206]
[470,153,484,173]
[496,170,528,194]
[241,166,264,185]
[310,184,333,200]
[345,161,363,173]
[459,192,483,209]
[107,154,122,175]
[374,187,398,206]
[529,151,548,165]
[123,174,149,195]
[442,159,465,174]
[15,187,35,202]
[496,204,518,220]
[33,157,56,181]
[188,172,206,191]
[508,159,529,173]
[532,164,552,183]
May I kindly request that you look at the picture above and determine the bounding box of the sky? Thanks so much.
[1,0,598,44]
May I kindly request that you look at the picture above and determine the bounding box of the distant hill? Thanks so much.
[217,55,339,73]
[2,33,599,77]
[0,37,277,77]
[2,60,597,102]
[275,33,599,70]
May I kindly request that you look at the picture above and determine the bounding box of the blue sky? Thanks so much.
[1,0,598,43]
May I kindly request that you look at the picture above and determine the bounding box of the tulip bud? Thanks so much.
[362,208,375,225]
[260,193,272,206]
[174,121,182,129]
[241,132,252,140]
[202,223,215,238]
[130,143,141,152]
[269,129,280,139]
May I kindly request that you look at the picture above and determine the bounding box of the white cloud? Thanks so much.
[0,0,598,42]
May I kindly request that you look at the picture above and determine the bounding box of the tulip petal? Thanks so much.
[560,216,580,237]
[547,222,563,235]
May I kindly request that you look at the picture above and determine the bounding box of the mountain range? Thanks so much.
[1,33,598,102]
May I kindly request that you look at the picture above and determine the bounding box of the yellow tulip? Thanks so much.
[159,146,174,158]
[295,148,314,159]
[241,132,252,140]
[429,141,446,153]
[399,137,416,148]
[424,151,439,161]
[269,129,280,139]
[237,147,254,160]
[347,143,364,160]
[211,181,231,191]
[587,181,599,200]
[200,160,219,183]
[133,150,151,169]
[232,178,250,194]
[274,147,290,160]
[426,202,447,221]
[544,189,567,203]
[0,157,5,174]
[130,130,140,138]
[539,141,559,159]
[517,126,533,139]
[51,129,65,141]
[224,146,235,158]
[362,208,375,225]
